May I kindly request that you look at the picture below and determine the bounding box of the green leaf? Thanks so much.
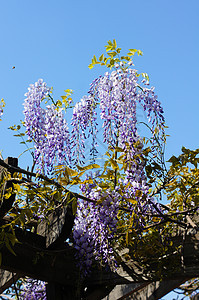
[141,73,149,81]
[137,50,143,56]
[61,95,67,101]
[72,198,77,215]
[113,39,117,49]
[105,45,112,52]
[114,146,123,152]
[110,59,115,66]
[9,125,17,131]
[99,54,104,62]
[93,55,97,63]
[167,155,180,165]
[110,158,119,170]
[66,167,78,177]
[108,51,117,57]
[104,57,109,64]
[129,49,137,55]
[76,164,100,171]
[4,187,13,199]
[82,178,93,184]
[5,238,16,256]
[6,233,18,246]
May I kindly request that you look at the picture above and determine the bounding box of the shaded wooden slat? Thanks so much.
[37,201,74,249]
[1,157,199,299]
[114,279,187,300]
[0,269,21,293]
[0,226,77,286]
[101,283,145,300]
[46,282,77,300]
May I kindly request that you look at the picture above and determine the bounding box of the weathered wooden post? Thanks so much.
[37,195,77,299]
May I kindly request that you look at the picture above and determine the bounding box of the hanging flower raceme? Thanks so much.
[23,79,49,143]
[97,68,165,146]
[96,69,138,147]
[40,105,71,172]
[71,94,98,164]
[23,79,71,174]
[118,176,161,233]
[73,182,119,275]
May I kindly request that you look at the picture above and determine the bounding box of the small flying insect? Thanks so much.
[12,66,15,69]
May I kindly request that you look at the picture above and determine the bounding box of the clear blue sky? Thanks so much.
[1,0,199,165]
[0,1,198,298]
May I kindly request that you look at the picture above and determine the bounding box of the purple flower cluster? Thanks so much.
[97,68,165,146]
[71,95,98,164]
[23,79,70,173]
[23,79,49,143]
[73,170,162,275]
[73,184,119,275]
[118,176,156,232]
[21,279,46,300]
[41,105,70,170]
[97,69,138,147]
[73,218,94,276]
[71,67,165,164]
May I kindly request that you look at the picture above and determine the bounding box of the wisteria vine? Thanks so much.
[0,41,169,299]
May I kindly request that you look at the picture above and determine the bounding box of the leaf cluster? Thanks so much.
[166,147,199,211]
[0,98,5,121]
[88,39,144,71]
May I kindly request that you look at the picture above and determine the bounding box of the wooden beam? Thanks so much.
[1,158,199,299]
[0,227,78,286]
[113,279,187,300]
[0,227,199,288]
[37,201,74,249]
[100,283,145,300]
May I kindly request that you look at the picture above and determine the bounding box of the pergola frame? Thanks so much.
[0,158,198,299]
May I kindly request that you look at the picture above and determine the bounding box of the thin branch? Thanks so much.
[144,218,187,230]
[0,158,95,204]
[1,158,198,230]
